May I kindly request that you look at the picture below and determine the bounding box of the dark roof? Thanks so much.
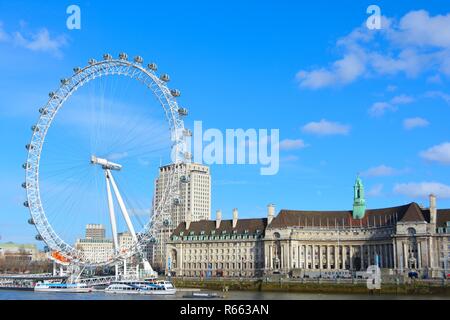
[172,218,267,236]
[437,209,450,228]
[269,203,430,228]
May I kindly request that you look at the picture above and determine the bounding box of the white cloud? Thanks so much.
[369,94,414,117]
[361,165,406,177]
[367,184,383,197]
[0,22,67,57]
[392,10,450,48]
[390,94,414,105]
[296,10,450,89]
[13,29,67,57]
[279,139,308,150]
[403,117,429,130]
[297,53,366,89]
[420,142,450,164]
[368,102,395,117]
[427,74,442,84]
[425,91,450,104]
[301,119,350,136]
[393,182,450,198]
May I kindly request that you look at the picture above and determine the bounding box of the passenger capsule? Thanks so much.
[39,108,48,115]
[119,52,128,60]
[170,89,181,97]
[31,125,39,132]
[22,182,29,189]
[183,129,192,137]
[88,58,97,65]
[103,53,112,60]
[60,78,69,85]
[28,218,35,225]
[134,56,143,64]
[35,235,43,241]
[48,92,56,99]
[43,246,50,252]
[147,63,157,71]
[73,67,81,74]
[22,163,30,169]
[178,108,188,116]
[25,144,34,150]
[160,74,170,82]
[23,201,29,208]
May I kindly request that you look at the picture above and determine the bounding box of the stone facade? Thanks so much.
[167,196,450,278]
[166,209,266,277]
[265,197,450,278]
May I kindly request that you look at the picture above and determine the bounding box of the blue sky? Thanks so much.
[0,1,449,245]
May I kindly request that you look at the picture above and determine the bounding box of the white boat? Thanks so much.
[105,279,176,295]
[34,282,92,293]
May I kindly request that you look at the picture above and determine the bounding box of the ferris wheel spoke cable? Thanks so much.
[39,163,92,180]
[42,166,94,216]
[45,173,94,240]
[105,123,171,155]
[96,73,128,152]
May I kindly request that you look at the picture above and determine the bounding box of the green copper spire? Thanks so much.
[352,175,366,219]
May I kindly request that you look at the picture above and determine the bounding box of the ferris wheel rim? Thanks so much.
[24,55,188,267]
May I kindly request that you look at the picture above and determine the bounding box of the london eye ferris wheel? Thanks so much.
[22,53,191,271]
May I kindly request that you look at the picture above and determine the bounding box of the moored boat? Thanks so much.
[105,279,176,295]
[34,282,92,293]
[182,292,223,299]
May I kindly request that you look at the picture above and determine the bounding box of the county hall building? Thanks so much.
[166,177,450,278]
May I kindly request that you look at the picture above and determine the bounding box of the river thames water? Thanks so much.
[0,290,448,300]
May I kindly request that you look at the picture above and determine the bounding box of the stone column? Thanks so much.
[360,245,364,270]
[268,245,272,269]
[298,245,301,269]
[349,246,353,270]
[417,241,422,270]
[305,244,312,269]
[342,246,347,270]
[403,242,408,270]
[393,242,397,269]
[334,246,338,269]
[318,245,322,270]
[303,245,307,269]
[429,237,434,269]
[312,245,316,269]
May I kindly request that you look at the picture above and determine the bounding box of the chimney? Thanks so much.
[232,208,238,228]
[429,194,437,224]
[267,203,275,225]
[216,210,222,229]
